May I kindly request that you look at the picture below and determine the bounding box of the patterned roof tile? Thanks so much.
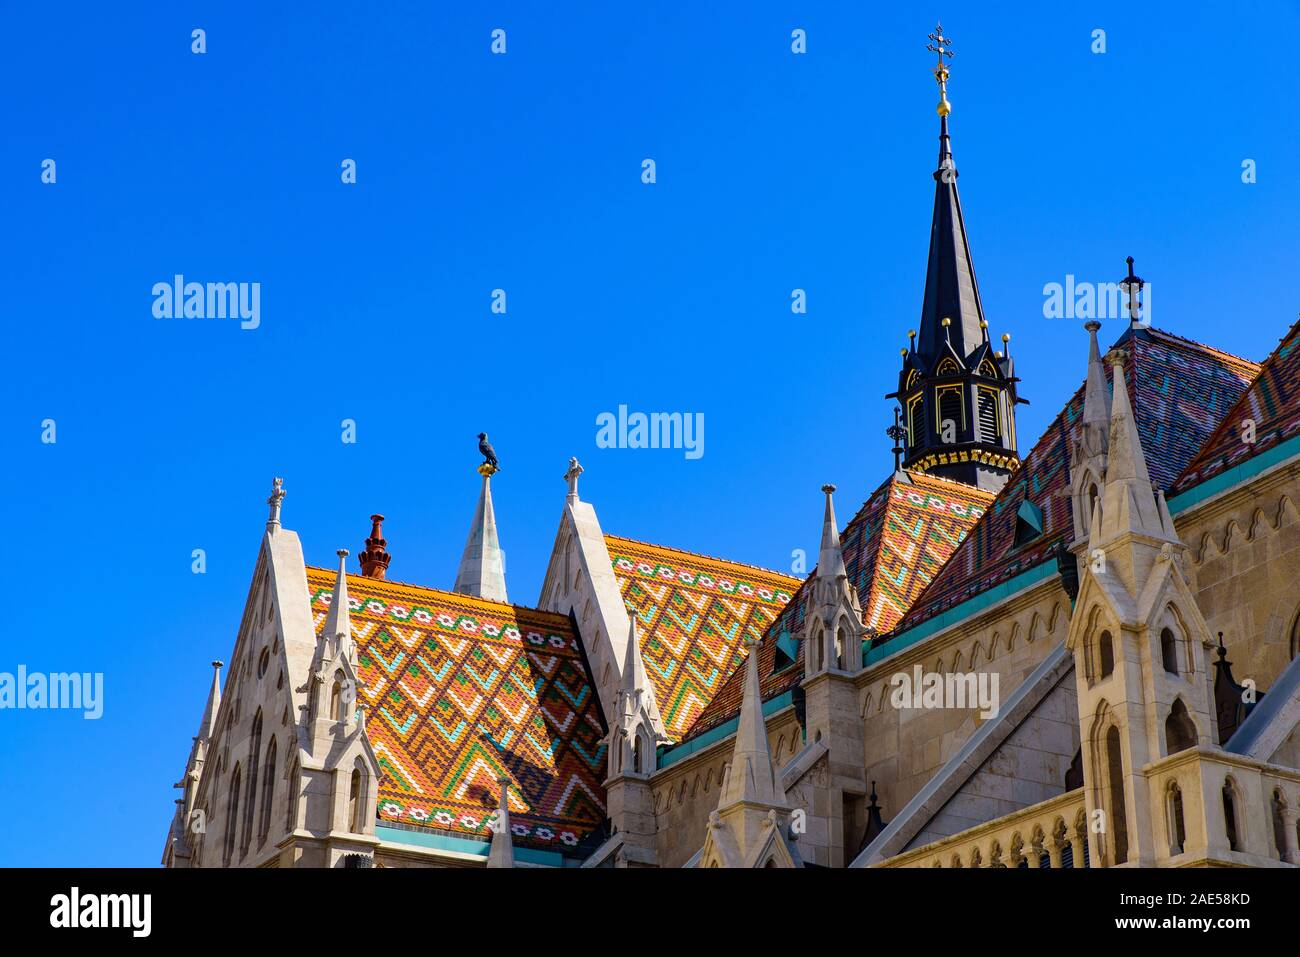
[1171,316,1300,494]
[604,535,800,742]
[306,569,607,854]
[886,326,1259,638]
[683,471,991,741]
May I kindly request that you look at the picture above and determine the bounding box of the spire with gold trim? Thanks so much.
[886,24,1023,492]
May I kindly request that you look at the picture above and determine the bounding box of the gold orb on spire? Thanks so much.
[941,317,951,327]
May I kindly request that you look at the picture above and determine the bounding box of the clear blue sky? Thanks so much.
[0,2,1295,865]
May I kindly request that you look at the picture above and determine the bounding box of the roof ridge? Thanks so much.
[604,534,802,584]
[304,565,573,624]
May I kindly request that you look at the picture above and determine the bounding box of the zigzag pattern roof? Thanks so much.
[887,326,1259,637]
[305,569,607,854]
[684,471,991,741]
[604,535,800,742]
[1172,316,1300,494]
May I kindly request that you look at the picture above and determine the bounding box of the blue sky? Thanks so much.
[0,2,1295,865]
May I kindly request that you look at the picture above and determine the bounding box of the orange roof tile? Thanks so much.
[604,535,800,742]
[684,470,990,741]
[306,569,607,854]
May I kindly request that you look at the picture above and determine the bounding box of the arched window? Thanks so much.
[348,767,363,833]
[1098,631,1115,680]
[330,673,343,723]
[286,758,300,833]
[1105,726,1128,865]
[242,710,263,855]
[632,734,643,775]
[224,765,242,866]
[1165,699,1196,754]
[1271,790,1288,861]
[1166,781,1186,855]
[258,737,277,845]
[809,626,823,673]
[1161,627,1178,675]
[1222,778,1240,852]
[1088,484,1099,520]
[835,625,848,670]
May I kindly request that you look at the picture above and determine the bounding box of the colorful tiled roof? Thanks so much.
[683,471,992,741]
[305,569,607,854]
[605,535,800,742]
[1171,316,1300,495]
[886,326,1259,638]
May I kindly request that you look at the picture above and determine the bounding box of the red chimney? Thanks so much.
[360,514,391,579]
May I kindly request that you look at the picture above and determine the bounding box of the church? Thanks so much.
[162,29,1300,869]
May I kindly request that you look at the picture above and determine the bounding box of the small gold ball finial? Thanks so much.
[900,348,908,357]
[979,319,988,329]
[941,317,951,327]
[1001,333,1011,343]
[937,96,952,117]
[477,462,499,478]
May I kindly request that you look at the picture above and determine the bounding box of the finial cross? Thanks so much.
[926,23,953,67]
[564,457,584,501]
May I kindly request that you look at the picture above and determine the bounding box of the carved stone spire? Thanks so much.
[718,639,786,810]
[1081,321,1112,453]
[454,467,508,603]
[817,484,848,582]
[323,549,353,660]
[198,660,223,744]
[487,776,515,868]
[1098,350,1167,547]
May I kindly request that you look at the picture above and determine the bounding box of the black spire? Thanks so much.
[919,117,985,360]
[886,25,1023,493]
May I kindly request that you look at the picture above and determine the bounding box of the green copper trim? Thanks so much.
[375,825,567,867]
[659,691,795,768]
[1167,434,1300,516]
[868,560,1059,666]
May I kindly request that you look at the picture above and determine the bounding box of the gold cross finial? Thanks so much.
[927,23,953,116]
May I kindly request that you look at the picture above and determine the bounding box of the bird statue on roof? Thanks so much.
[477,432,500,473]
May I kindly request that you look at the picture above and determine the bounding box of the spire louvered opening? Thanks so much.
[937,387,963,439]
[977,387,1000,441]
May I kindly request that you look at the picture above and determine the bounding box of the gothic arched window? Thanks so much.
[224,765,242,867]
[258,737,277,846]
[348,768,363,833]
[1161,627,1178,675]
[1105,726,1128,864]
[1223,778,1241,852]
[242,710,263,855]
[1165,699,1197,754]
[1098,631,1115,680]
[1166,781,1185,855]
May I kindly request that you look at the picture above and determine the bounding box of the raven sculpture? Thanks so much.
[477,432,500,470]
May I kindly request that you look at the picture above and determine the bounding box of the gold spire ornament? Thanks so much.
[927,23,954,116]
